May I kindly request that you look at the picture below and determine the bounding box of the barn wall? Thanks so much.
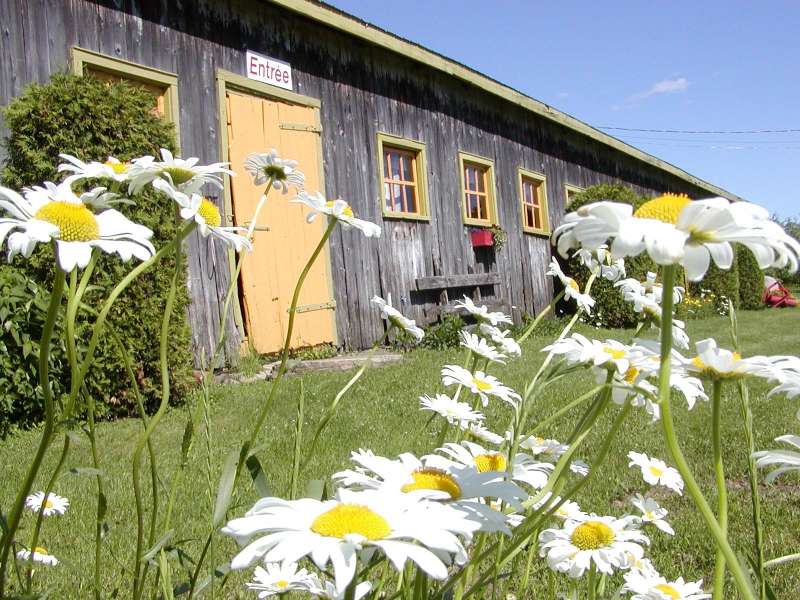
[0,0,719,355]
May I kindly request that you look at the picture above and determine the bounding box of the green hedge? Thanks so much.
[737,244,764,310]
[0,73,192,434]
[563,184,658,328]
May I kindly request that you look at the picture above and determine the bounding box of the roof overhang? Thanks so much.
[268,0,745,202]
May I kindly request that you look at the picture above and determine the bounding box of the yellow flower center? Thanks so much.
[276,580,289,588]
[325,200,354,218]
[401,468,462,499]
[568,279,580,291]
[44,500,54,509]
[654,583,681,599]
[472,378,493,391]
[649,465,664,477]
[162,166,195,185]
[570,520,615,550]
[33,547,48,555]
[474,453,507,473]
[603,346,626,360]
[310,504,390,540]
[624,367,639,384]
[104,160,128,174]
[35,202,100,242]
[198,198,222,228]
[634,193,691,224]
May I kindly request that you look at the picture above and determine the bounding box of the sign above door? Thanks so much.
[245,50,293,91]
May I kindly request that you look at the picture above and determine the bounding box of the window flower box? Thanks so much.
[470,229,494,247]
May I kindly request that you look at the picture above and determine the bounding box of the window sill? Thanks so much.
[382,211,431,222]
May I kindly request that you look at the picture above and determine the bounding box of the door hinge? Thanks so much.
[290,300,336,314]
[279,122,322,133]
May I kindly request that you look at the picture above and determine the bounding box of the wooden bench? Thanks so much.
[415,272,510,324]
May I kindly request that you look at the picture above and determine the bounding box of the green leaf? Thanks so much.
[141,529,174,564]
[213,446,245,526]
[245,454,271,498]
[304,479,327,501]
[97,492,107,521]
[180,417,194,460]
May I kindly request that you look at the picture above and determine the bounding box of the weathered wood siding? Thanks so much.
[0,0,718,356]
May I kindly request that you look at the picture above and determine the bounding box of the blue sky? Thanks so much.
[327,1,800,218]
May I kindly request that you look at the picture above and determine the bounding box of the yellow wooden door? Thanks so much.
[226,90,337,354]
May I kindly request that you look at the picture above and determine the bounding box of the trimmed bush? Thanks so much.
[0,73,192,433]
[689,254,739,311]
[563,184,658,328]
[737,244,765,310]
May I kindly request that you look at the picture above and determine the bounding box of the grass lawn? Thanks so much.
[1,308,799,598]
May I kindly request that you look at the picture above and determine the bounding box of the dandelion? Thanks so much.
[459,330,507,364]
[546,257,596,313]
[371,294,424,341]
[0,183,154,271]
[628,451,684,495]
[127,148,233,194]
[246,562,317,597]
[292,191,381,238]
[753,434,800,483]
[623,570,710,599]
[441,365,521,407]
[630,494,674,535]
[419,394,484,426]
[16,546,58,566]
[538,514,649,577]
[244,149,305,192]
[453,296,512,326]
[24,492,69,517]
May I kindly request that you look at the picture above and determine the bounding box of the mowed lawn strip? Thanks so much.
[1,309,798,597]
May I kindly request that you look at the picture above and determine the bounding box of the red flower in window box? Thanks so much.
[470,229,494,247]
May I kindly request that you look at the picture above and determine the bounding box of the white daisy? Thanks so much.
[519,436,570,460]
[462,423,504,445]
[576,245,626,282]
[623,570,710,599]
[127,148,233,194]
[479,324,522,357]
[753,434,800,483]
[625,556,661,579]
[371,294,424,341]
[459,330,506,364]
[25,491,69,517]
[553,194,800,281]
[152,180,251,252]
[306,577,372,600]
[546,257,596,313]
[420,394,484,426]
[601,365,661,421]
[244,149,305,192]
[543,334,631,373]
[222,489,470,593]
[622,290,691,350]
[57,153,131,183]
[453,296,513,326]
[615,272,684,305]
[532,493,589,521]
[0,183,154,272]
[246,562,317,597]
[630,494,674,535]
[16,546,58,566]
[441,365,521,408]
[627,340,708,410]
[292,191,381,238]
[687,338,780,381]
[429,441,554,490]
[538,514,649,578]
[628,451,684,495]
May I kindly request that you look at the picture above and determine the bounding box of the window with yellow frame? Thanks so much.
[518,169,550,235]
[377,133,429,220]
[564,183,584,208]
[459,152,497,227]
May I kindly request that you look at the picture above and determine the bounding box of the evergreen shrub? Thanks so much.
[0,73,192,433]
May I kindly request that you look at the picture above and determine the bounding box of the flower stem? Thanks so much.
[712,380,728,598]
[515,289,565,344]
[656,265,755,600]
[0,266,65,598]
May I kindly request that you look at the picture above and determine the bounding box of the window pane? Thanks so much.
[404,185,417,213]
[388,151,402,180]
[533,206,541,229]
[400,154,413,182]
[476,167,486,193]
[479,195,488,220]
[464,166,474,192]
[391,183,403,211]
[383,182,392,210]
[467,193,479,219]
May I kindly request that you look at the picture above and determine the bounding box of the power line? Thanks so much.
[599,126,800,134]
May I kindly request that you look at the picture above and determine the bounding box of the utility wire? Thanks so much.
[599,126,800,134]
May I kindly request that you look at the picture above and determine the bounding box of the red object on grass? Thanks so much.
[470,229,494,247]
[763,280,797,308]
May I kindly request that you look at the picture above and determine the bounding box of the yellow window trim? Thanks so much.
[564,183,585,208]
[518,168,550,236]
[70,47,181,148]
[458,151,497,227]
[376,132,430,221]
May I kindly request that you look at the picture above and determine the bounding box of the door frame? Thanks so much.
[215,69,337,347]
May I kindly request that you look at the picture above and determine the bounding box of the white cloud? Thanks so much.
[628,77,689,102]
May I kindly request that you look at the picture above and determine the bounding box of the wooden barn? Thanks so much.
[0,0,743,361]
